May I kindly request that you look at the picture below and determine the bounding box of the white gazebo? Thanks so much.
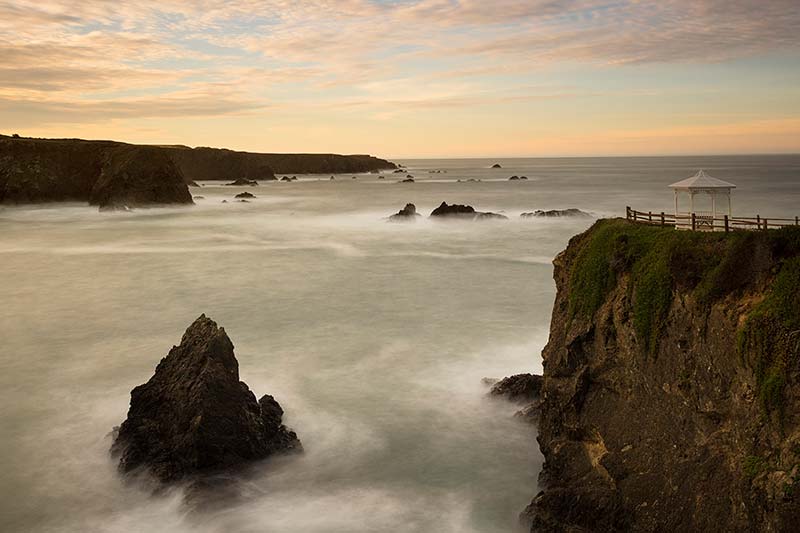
[669,170,736,229]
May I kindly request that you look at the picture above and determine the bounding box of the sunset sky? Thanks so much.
[2,0,799,157]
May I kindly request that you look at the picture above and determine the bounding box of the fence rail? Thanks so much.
[626,206,800,232]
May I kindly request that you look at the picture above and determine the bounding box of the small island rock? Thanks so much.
[110,315,301,484]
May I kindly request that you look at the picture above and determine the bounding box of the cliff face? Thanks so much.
[528,219,800,532]
[0,136,191,207]
[0,135,396,205]
[165,146,396,178]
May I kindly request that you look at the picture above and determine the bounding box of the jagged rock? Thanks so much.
[188,180,200,187]
[430,201,506,220]
[393,169,405,174]
[224,178,258,186]
[388,203,421,222]
[520,209,591,218]
[235,192,255,199]
[489,373,543,402]
[400,177,415,183]
[281,176,293,182]
[111,315,301,484]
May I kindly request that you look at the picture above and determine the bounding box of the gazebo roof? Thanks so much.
[669,170,736,190]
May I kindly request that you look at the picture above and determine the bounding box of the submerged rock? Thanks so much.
[234,191,255,199]
[520,208,591,218]
[491,163,502,168]
[508,176,528,181]
[388,203,421,222]
[225,178,258,186]
[430,201,506,220]
[111,315,300,484]
[400,177,415,183]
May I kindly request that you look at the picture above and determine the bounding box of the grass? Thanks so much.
[737,256,800,424]
[568,220,800,369]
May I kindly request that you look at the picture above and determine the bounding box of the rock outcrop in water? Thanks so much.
[430,201,507,220]
[111,314,300,484]
[388,203,421,222]
[521,209,591,218]
[526,219,800,532]
[490,373,543,402]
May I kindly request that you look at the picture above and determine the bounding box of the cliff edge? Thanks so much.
[528,218,800,532]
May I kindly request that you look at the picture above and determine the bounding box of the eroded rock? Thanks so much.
[111,315,300,484]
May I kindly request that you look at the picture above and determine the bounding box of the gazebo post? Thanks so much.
[674,189,678,218]
[711,192,716,229]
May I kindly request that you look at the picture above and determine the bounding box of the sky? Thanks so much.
[1,0,800,158]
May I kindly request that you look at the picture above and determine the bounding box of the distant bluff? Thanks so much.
[0,134,397,206]
[0,136,191,208]
[527,219,800,531]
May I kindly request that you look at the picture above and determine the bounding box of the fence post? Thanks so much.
[724,215,729,233]
[648,211,652,222]
[660,212,665,226]
[633,210,637,222]
[626,206,631,220]
[756,214,760,230]
[795,216,798,226]
[691,213,696,231]
[763,218,768,231]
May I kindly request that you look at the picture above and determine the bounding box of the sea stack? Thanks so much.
[111,315,300,484]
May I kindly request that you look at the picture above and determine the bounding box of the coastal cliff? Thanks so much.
[166,145,396,178]
[528,219,800,532]
[0,135,395,205]
[0,136,191,207]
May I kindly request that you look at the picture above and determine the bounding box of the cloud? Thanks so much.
[1,0,798,141]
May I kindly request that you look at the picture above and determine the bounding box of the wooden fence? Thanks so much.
[626,206,800,232]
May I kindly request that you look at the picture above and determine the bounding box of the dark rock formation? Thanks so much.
[193,196,205,200]
[476,212,509,220]
[492,163,502,168]
[431,202,475,217]
[526,219,800,532]
[393,169,405,173]
[521,209,591,218]
[509,176,529,181]
[400,177,415,183]
[489,373,543,403]
[166,146,394,178]
[225,178,258,186]
[388,203,421,222]
[430,202,507,220]
[0,134,395,204]
[89,146,192,209]
[0,136,192,207]
[234,192,256,199]
[111,315,300,484]
[188,180,201,187]
[281,176,293,182]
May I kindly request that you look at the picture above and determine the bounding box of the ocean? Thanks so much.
[1,155,798,532]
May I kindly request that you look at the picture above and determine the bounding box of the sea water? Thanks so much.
[1,156,798,532]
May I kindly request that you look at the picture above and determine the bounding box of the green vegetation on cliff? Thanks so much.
[568,219,800,364]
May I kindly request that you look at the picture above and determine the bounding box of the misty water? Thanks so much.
[1,156,798,532]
